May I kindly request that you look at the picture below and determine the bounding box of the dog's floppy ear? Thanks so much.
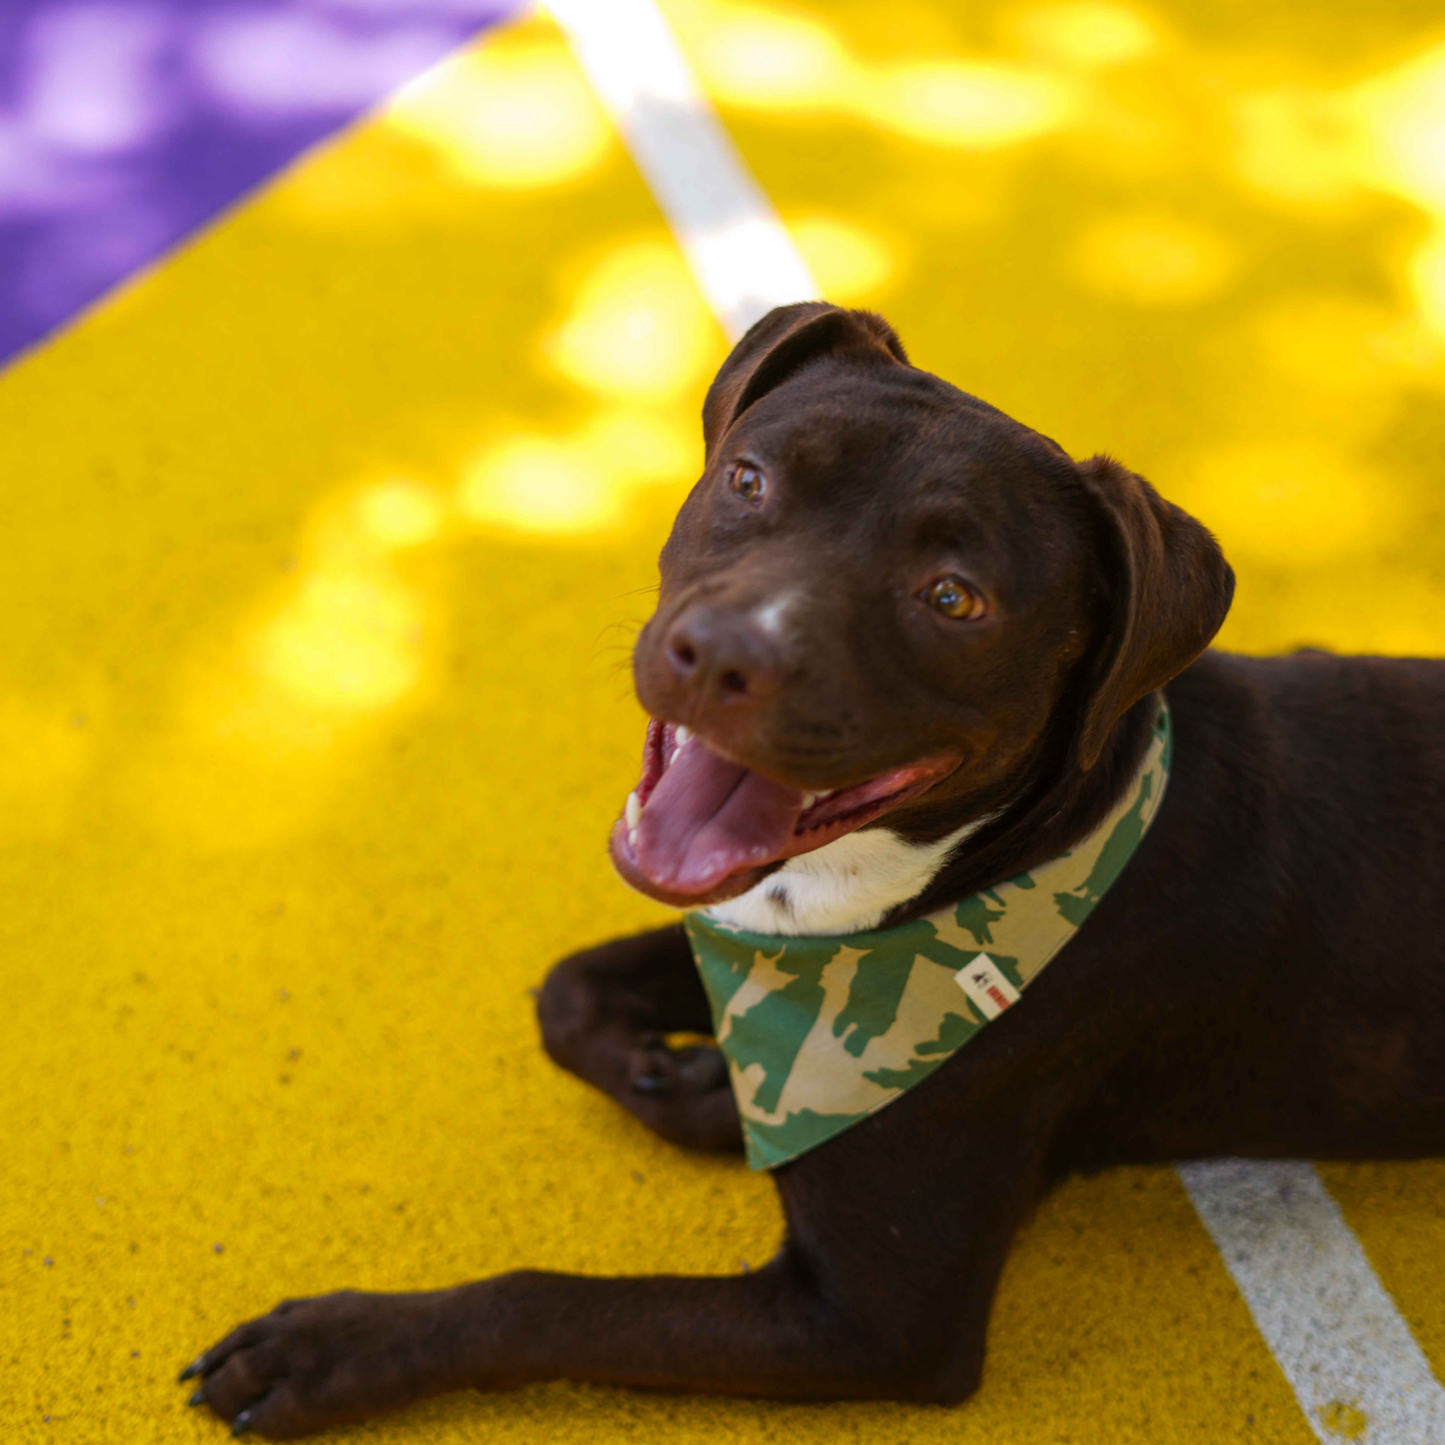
[1075,455,1234,770]
[702,302,908,460]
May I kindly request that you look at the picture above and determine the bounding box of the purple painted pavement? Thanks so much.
[0,0,522,368]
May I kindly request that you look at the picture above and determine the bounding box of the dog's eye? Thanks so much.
[730,464,766,504]
[924,576,984,620]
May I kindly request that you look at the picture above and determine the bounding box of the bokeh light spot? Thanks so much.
[0,695,92,840]
[1231,46,1445,341]
[701,5,854,110]
[456,404,699,538]
[458,435,625,535]
[253,571,423,711]
[1348,44,1445,340]
[387,35,612,189]
[1408,234,1445,343]
[1350,43,1445,215]
[1185,441,1402,566]
[869,59,1073,149]
[1255,295,1440,394]
[357,479,446,548]
[1010,1,1159,69]
[25,4,173,155]
[546,240,718,403]
[1071,211,1234,304]
[789,216,897,301]
[576,408,698,487]
[1232,90,1360,208]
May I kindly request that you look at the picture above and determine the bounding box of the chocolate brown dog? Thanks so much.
[181,303,1445,1438]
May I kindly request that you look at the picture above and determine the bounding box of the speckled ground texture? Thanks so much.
[5,1,1445,1442]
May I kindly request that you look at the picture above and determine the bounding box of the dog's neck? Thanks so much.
[702,697,1160,937]
[702,815,996,935]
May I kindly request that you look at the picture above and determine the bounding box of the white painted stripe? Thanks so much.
[1178,1159,1445,1444]
[545,0,818,341]
[553,7,1445,1434]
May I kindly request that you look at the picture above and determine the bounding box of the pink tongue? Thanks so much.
[633,740,805,894]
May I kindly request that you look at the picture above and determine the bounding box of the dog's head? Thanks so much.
[612,302,1233,908]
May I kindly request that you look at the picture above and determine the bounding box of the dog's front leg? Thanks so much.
[183,1085,1045,1438]
[184,1265,929,1438]
[537,924,743,1151]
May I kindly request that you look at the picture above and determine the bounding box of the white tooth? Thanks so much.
[801,793,818,809]
[625,791,641,829]
[675,725,692,747]
[628,827,639,849]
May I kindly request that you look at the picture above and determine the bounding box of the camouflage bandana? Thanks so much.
[684,702,1172,1170]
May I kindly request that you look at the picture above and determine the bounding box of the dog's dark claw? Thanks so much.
[232,1409,251,1437]
[188,1388,206,1407]
[632,1072,672,1095]
[177,1357,203,1383]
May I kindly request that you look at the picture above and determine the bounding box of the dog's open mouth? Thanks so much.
[609,720,960,907]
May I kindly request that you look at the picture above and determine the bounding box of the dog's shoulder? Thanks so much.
[1168,647,1445,783]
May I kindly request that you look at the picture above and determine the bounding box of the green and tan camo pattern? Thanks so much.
[684,704,1173,1170]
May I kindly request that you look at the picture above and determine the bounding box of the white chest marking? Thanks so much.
[701,815,990,937]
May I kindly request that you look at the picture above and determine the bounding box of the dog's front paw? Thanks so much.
[626,1037,743,1152]
[179,1289,450,1439]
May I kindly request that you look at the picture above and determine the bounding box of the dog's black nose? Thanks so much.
[664,609,782,706]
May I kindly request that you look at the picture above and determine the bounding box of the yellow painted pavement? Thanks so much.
[3,2,1444,1441]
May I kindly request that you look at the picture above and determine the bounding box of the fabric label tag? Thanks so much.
[954,953,1021,1020]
